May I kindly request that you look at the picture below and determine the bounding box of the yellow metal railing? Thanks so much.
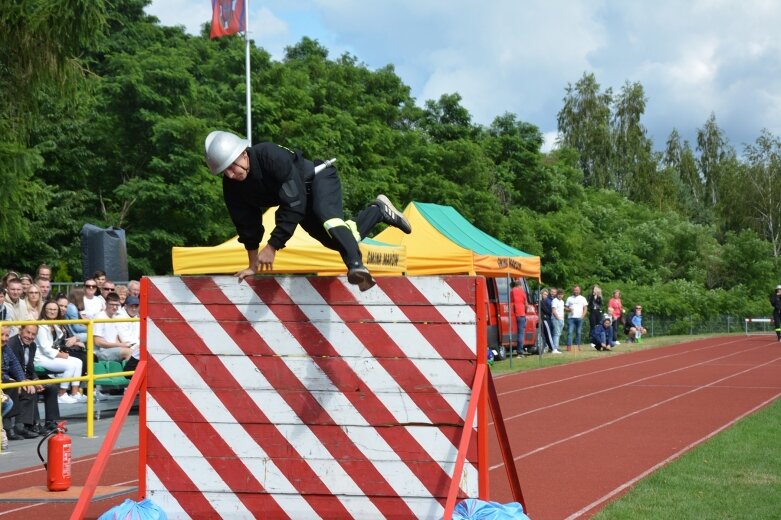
[0,317,139,450]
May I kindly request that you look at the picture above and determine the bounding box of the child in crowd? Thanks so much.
[627,305,647,343]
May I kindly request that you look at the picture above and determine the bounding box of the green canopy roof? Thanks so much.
[413,202,535,257]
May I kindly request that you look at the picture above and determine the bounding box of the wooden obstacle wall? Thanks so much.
[140,275,486,519]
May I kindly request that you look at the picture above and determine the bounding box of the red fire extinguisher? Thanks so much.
[37,420,72,491]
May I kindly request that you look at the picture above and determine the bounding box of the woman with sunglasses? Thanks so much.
[82,278,105,319]
[35,301,87,404]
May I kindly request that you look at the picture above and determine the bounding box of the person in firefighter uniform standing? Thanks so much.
[770,284,781,341]
[205,130,411,290]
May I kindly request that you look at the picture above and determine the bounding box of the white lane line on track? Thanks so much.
[562,391,781,520]
[492,342,770,425]
[0,447,139,480]
[632,384,781,390]
[489,352,781,471]
[494,337,746,397]
[0,504,42,516]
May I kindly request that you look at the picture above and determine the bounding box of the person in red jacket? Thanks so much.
[510,281,528,353]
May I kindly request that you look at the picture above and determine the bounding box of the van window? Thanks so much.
[495,277,517,303]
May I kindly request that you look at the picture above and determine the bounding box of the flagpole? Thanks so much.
[244,0,252,143]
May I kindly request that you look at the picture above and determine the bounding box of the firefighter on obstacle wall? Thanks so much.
[770,284,781,341]
[205,131,412,291]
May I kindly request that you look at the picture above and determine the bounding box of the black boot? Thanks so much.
[346,262,375,292]
[14,425,39,439]
[329,225,375,291]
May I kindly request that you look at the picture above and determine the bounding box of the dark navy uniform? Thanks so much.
[223,142,383,270]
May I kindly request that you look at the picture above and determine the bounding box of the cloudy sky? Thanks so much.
[146,0,781,152]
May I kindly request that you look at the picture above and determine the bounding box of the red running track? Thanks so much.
[0,447,137,520]
[1,336,779,519]
[488,335,781,519]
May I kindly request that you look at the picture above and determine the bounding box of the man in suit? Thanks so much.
[5,324,59,438]
[2,325,35,440]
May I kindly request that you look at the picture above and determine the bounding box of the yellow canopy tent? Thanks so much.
[374,201,541,280]
[171,208,406,275]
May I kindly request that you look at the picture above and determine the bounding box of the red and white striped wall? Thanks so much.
[140,275,487,519]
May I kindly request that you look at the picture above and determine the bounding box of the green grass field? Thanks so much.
[489,334,781,519]
[489,334,704,375]
[596,398,781,519]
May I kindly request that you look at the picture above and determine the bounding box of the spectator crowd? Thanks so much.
[1,265,141,449]
[529,283,647,356]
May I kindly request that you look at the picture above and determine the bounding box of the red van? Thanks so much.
[485,277,539,360]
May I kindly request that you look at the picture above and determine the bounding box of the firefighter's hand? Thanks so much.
[257,244,276,271]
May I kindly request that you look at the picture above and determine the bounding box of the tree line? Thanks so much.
[2,0,780,323]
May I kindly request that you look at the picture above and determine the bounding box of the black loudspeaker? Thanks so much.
[80,224,129,282]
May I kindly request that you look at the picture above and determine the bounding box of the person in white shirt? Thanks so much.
[127,280,141,298]
[564,285,589,351]
[35,302,86,404]
[82,278,105,319]
[551,289,566,352]
[115,294,142,378]
[4,279,23,335]
[0,288,15,323]
[93,293,133,362]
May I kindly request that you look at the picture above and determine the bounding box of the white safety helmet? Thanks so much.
[204,130,250,175]
[776,284,781,290]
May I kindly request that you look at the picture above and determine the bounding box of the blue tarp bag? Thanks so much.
[98,498,168,520]
[451,498,530,519]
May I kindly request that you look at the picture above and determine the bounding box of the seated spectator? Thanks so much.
[120,295,141,376]
[56,293,88,356]
[100,279,117,300]
[116,284,128,306]
[82,278,105,318]
[4,324,60,439]
[35,264,52,282]
[590,316,615,351]
[19,282,44,320]
[1,271,19,289]
[2,325,34,442]
[64,287,88,343]
[19,274,33,295]
[626,305,648,343]
[1,387,10,449]
[3,278,23,336]
[36,277,52,302]
[5,278,23,318]
[36,302,87,404]
[99,281,126,317]
[127,280,141,299]
[92,270,107,288]
[0,286,14,322]
[93,293,133,362]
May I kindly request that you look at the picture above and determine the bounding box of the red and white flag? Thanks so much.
[210,0,245,39]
